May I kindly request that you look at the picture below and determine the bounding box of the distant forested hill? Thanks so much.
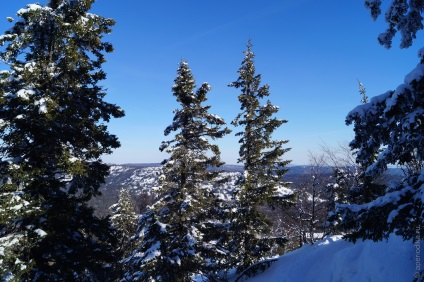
[90,164,402,216]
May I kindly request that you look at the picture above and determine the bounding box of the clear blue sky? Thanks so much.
[1,1,424,165]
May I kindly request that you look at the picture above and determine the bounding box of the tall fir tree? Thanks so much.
[227,40,293,279]
[0,1,124,280]
[125,61,230,281]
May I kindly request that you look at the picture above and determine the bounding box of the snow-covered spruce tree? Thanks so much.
[337,62,424,242]
[327,85,385,213]
[0,1,123,280]
[227,40,293,279]
[124,61,231,281]
[110,187,138,272]
[334,1,424,244]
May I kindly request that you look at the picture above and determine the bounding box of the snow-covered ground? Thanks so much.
[243,234,419,282]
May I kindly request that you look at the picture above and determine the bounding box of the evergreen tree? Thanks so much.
[330,84,385,211]
[125,61,230,281]
[110,187,138,273]
[337,61,424,242]
[0,1,124,280]
[335,1,424,247]
[227,40,293,279]
[326,167,359,234]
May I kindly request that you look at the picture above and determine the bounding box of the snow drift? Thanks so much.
[245,234,419,282]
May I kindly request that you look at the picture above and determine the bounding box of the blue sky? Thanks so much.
[1,1,424,165]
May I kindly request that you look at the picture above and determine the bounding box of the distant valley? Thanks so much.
[90,163,403,216]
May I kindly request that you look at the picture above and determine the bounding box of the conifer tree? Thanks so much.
[227,40,293,279]
[110,187,138,272]
[125,61,230,281]
[330,84,385,211]
[0,1,123,280]
[334,1,424,246]
[338,65,424,242]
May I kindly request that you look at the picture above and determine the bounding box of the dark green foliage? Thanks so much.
[227,40,294,277]
[0,1,123,280]
[364,0,424,48]
[0,190,39,280]
[326,167,363,234]
[125,61,230,281]
[325,83,387,236]
[110,187,138,276]
[337,48,424,242]
[326,168,351,214]
[347,178,386,206]
[337,171,424,243]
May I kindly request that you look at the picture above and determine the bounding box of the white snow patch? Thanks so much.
[143,242,161,262]
[242,234,417,282]
[405,64,424,85]
[274,185,293,197]
[34,228,47,237]
[16,88,35,100]
[35,97,48,114]
[17,4,43,16]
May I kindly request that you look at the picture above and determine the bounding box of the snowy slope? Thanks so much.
[90,165,243,216]
[104,165,241,195]
[245,235,418,282]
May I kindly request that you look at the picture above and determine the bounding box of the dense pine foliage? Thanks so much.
[227,41,294,279]
[124,61,231,281]
[0,0,123,280]
[110,187,138,276]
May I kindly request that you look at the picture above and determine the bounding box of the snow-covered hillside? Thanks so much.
[104,165,241,196]
[90,165,243,215]
[243,234,419,282]
[106,165,162,194]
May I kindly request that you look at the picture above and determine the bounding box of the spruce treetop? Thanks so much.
[161,60,230,170]
[229,40,291,199]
